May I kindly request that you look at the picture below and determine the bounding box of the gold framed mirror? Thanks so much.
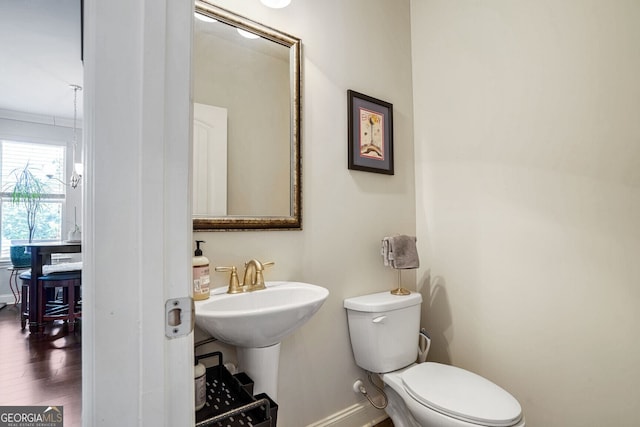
[192,2,301,231]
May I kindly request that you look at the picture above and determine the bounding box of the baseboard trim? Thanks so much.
[306,401,388,427]
[0,293,15,305]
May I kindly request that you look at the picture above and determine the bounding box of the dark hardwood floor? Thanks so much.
[0,303,81,427]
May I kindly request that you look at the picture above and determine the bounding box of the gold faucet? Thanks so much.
[242,259,274,292]
[215,260,274,293]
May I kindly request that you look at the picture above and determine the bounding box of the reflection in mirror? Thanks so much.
[193,2,301,230]
[193,103,227,216]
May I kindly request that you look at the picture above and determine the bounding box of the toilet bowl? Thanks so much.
[344,291,525,427]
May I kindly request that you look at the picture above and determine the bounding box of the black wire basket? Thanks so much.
[195,352,278,427]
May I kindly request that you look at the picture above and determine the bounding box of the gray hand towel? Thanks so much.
[386,235,419,269]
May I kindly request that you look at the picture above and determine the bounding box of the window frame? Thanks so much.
[0,138,68,260]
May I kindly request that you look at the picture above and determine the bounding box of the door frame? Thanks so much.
[82,0,194,425]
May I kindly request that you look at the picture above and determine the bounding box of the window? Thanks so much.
[0,140,66,259]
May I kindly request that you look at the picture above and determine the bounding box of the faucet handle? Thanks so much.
[215,266,243,294]
[262,261,275,269]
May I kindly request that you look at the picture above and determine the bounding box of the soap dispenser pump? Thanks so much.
[193,240,210,301]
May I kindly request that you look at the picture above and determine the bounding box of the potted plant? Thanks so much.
[5,162,48,267]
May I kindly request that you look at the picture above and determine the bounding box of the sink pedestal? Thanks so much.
[236,344,281,401]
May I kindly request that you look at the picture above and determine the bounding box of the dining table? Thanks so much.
[25,241,82,334]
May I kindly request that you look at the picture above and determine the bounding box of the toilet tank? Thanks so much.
[344,291,422,373]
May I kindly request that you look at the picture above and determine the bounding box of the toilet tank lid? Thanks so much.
[344,291,422,312]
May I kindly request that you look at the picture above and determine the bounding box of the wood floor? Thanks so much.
[0,303,81,427]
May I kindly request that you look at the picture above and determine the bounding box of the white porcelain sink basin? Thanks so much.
[194,281,329,348]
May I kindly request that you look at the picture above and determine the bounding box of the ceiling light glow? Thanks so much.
[237,28,260,39]
[260,0,291,9]
[194,12,217,23]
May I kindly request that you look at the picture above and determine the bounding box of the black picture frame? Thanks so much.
[347,90,394,175]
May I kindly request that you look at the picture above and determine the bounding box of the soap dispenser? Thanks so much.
[193,240,210,301]
[194,356,206,411]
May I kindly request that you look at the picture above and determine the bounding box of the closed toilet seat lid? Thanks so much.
[402,363,522,427]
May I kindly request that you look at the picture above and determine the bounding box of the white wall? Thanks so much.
[412,1,640,426]
[193,0,415,425]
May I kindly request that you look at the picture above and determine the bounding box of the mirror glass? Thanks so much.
[193,2,301,230]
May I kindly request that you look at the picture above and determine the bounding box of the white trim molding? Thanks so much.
[306,401,388,427]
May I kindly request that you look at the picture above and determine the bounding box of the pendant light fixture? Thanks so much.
[69,84,83,189]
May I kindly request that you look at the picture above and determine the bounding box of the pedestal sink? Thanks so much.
[194,281,329,400]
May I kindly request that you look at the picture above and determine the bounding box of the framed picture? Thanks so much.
[347,90,394,175]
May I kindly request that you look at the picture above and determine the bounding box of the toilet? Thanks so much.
[344,291,525,427]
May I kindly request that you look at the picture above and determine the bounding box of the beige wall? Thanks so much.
[412,1,640,426]
[193,0,415,426]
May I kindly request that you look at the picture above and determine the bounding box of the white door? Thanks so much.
[193,103,227,216]
[83,1,194,425]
